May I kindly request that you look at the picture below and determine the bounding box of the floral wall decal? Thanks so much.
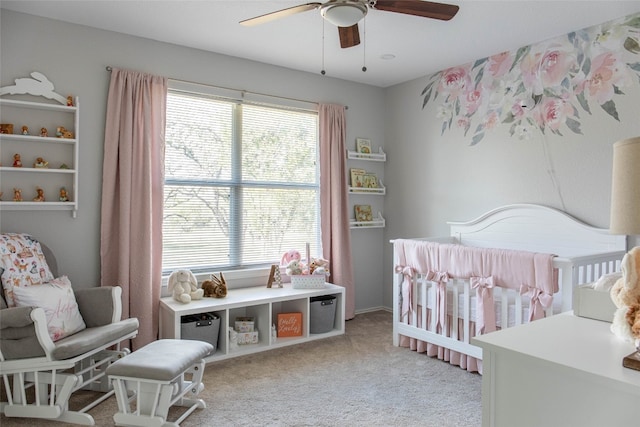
[421,13,640,145]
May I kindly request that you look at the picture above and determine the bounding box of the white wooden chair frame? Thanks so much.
[1,289,137,425]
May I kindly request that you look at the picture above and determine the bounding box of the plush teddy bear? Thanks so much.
[309,257,330,275]
[627,304,640,343]
[285,259,303,276]
[168,269,204,304]
[610,246,640,342]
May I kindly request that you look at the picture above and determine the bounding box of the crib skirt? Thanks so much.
[398,308,482,374]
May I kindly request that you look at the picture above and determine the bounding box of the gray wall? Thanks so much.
[0,10,387,313]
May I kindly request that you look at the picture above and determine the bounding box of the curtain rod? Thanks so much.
[106,66,347,110]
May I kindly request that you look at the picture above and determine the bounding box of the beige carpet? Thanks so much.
[1,310,481,426]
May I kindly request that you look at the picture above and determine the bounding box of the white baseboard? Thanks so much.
[354,306,391,315]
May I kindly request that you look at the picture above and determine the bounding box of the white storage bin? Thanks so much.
[291,275,326,289]
[573,283,616,322]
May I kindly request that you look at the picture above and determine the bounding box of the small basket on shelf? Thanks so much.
[291,275,326,289]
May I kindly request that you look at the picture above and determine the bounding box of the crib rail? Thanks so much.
[555,251,624,312]
[570,252,624,284]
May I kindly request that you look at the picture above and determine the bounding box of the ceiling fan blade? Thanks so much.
[338,24,360,49]
[240,3,322,26]
[374,0,459,21]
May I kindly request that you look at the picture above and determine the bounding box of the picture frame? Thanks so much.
[356,138,372,154]
[277,312,303,337]
[363,173,378,189]
[350,168,366,188]
[354,204,373,222]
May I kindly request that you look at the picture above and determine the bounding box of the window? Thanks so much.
[162,87,320,274]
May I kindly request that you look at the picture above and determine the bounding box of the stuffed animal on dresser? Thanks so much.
[610,246,640,343]
[168,269,204,304]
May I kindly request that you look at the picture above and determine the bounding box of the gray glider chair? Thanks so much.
[0,236,139,425]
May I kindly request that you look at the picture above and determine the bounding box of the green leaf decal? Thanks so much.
[624,37,640,54]
[576,92,591,114]
[470,132,485,146]
[601,100,620,121]
[565,117,583,134]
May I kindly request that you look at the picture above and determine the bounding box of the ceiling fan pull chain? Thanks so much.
[362,16,367,72]
[321,19,326,75]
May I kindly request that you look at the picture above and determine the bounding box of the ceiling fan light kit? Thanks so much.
[240,0,459,49]
[320,2,368,27]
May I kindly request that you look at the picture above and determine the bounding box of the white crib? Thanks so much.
[391,204,626,373]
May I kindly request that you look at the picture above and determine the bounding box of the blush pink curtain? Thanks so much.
[101,68,167,350]
[319,104,355,319]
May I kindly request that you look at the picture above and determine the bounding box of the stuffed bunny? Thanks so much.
[280,249,301,266]
[168,269,203,304]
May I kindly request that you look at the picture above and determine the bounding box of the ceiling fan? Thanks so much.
[240,0,459,49]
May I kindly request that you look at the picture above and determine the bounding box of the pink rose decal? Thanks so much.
[438,67,471,98]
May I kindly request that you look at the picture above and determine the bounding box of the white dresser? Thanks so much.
[472,313,640,427]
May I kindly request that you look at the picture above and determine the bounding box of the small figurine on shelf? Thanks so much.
[13,188,23,202]
[33,187,45,202]
[59,163,70,169]
[33,157,49,168]
[21,125,29,135]
[40,127,48,137]
[67,96,74,107]
[12,153,22,167]
[55,126,74,139]
[59,187,69,202]
[0,124,13,134]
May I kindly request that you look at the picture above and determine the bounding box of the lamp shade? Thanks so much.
[610,137,640,234]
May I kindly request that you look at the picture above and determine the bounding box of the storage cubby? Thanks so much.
[159,283,345,363]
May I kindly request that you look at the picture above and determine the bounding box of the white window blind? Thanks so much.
[163,88,320,274]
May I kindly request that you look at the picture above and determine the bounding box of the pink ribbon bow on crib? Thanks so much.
[395,265,416,319]
[470,276,496,334]
[426,270,450,332]
[520,285,554,321]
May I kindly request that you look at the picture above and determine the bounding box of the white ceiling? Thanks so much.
[3,1,640,88]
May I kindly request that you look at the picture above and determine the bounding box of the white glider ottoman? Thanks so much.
[106,339,213,427]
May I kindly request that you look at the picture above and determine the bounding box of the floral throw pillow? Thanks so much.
[12,276,86,342]
[0,233,54,307]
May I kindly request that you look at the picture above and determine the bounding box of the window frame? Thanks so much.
[162,81,322,276]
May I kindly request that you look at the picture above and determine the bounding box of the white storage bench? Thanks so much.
[106,339,213,427]
[159,283,345,362]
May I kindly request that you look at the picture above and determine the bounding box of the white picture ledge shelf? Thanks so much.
[348,179,386,195]
[350,211,386,229]
[347,148,386,162]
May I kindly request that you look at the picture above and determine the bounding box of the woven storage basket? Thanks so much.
[291,275,326,289]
